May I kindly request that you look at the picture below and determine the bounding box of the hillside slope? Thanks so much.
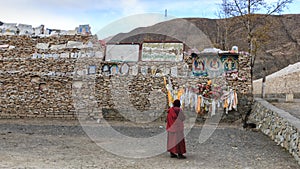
[109,14,300,79]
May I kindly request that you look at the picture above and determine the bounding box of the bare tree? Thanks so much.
[219,0,293,94]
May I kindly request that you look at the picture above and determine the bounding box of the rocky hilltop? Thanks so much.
[109,14,300,79]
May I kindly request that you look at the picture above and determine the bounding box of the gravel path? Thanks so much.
[0,119,299,169]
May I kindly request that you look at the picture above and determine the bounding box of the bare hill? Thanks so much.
[108,14,300,79]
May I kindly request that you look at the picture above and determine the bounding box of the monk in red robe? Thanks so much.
[166,99,186,159]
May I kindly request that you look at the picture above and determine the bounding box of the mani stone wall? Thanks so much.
[250,98,300,164]
[0,35,101,119]
[0,35,253,122]
[74,53,252,122]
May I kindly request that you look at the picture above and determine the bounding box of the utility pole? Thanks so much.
[165,9,168,17]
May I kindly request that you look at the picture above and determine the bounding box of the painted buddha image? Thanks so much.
[194,58,205,71]
[224,58,237,72]
[209,58,220,70]
[191,53,208,76]
[110,65,118,75]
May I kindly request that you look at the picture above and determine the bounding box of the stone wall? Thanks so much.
[253,66,300,98]
[0,35,100,119]
[249,98,300,164]
[0,35,253,122]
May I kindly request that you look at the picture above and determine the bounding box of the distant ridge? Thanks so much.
[108,14,300,79]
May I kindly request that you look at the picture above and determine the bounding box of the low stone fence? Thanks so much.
[250,98,300,164]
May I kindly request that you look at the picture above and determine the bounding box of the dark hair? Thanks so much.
[173,99,181,107]
[191,53,198,58]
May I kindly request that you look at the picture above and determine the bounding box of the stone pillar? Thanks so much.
[286,93,294,102]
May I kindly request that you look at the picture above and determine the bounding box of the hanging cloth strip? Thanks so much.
[164,77,174,107]
[177,88,185,109]
[197,95,201,114]
[200,95,204,107]
[190,92,196,110]
[228,89,233,111]
[184,87,190,107]
[211,99,216,116]
[165,85,238,115]
[194,93,198,113]
[232,90,238,110]
[192,91,196,110]
[224,98,228,113]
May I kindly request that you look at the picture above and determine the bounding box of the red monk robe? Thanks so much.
[166,99,186,158]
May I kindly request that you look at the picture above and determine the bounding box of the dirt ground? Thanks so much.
[0,119,299,169]
[269,98,300,119]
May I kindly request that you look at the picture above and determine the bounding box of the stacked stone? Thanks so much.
[237,53,252,94]
[0,71,74,118]
[250,98,300,164]
[0,35,253,121]
[235,53,253,115]
[0,34,101,119]
[0,35,36,58]
[0,35,100,60]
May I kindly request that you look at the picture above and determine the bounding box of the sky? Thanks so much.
[0,0,299,39]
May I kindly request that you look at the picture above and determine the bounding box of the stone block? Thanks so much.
[286,93,294,102]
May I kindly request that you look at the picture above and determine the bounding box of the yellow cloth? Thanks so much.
[177,88,184,100]
[164,77,173,106]
[207,80,212,85]
[224,99,228,108]
[167,90,173,106]
[197,95,201,114]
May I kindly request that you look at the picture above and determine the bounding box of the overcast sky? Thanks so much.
[0,0,299,39]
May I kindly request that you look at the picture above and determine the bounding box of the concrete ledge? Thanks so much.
[253,93,300,99]
[250,98,300,164]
